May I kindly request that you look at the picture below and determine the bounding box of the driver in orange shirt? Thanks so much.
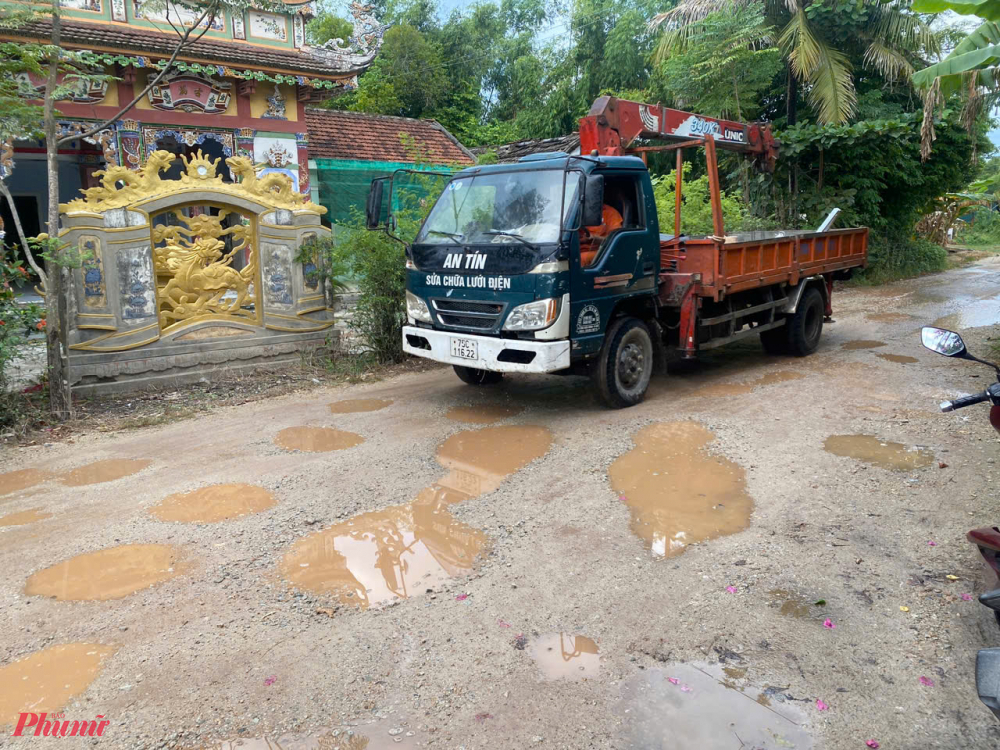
[580,204,623,267]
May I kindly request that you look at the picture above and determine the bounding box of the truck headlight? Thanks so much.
[503,298,559,331]
[406,291,431,323]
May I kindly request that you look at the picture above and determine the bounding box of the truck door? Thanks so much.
[570,171,659,356]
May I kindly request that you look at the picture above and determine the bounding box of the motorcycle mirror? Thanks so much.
[977,648,1000,721]
[921,326,967,357]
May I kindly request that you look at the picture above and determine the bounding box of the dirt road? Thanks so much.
[3,259,1000,749]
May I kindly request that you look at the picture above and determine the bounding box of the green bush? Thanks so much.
[0,247,42,427]
[652,163,766,236]
[853,235,948,285]
[956,209,1000,246]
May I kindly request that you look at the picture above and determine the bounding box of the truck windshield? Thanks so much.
[415,170,581,246]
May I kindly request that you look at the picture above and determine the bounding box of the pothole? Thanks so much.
[530,633,600,681]
[59,459,151,487]
[445,403,524,424]
[0,469,52,497]
[0,508,52,527]
[933,298,1000,330]
[824,434,934,471]
[866,312,915,323]
[275,426,364,452]
[0,643,116,726]
[328,398,393,414]
[616,662,811,748]
[768,588,827,620]
[610,422,752,557]
[841,340,887,350]
[876,353,919,364]
[25,544,184,601]
[689,370,804,398]
[211,726,418,749]
[280,425,552,608]
[150,484,276,523]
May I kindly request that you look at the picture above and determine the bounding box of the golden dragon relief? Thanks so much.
[61,150,326,214]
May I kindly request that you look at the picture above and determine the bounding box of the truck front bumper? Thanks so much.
[402,326,570,374]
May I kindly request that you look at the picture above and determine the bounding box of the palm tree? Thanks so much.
[651,0,938,126]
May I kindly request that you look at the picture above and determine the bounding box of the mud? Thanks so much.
[877,353,919,364]
[328,398,393,414]
[25,544,183,601]
[444,403,524,424]
[59,459,151,487]
[274,427,364,453]
[530,633,600,681]
[617,662,812,748]
[150,484,276,523]
[689,370,804,398]
[0,468,51,497]
[210,728,417,749]
[609,422,752,557]
[0,508,52,527]
[279,425,551,607]
[841,340,887,350]
[865,312,915,323]
[0,643,116,726]
[768,588,826,620]
[824,434,935,471]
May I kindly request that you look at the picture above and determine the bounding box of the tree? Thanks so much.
[0,0,273,418]
[653,0,938,126]
[306,3,354,46]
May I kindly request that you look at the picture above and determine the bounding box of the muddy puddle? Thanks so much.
[59,459,151,487]
[0,508,52,527]
[0,468,52,497]
[329,398,393,414]
[0,643,116,726]
[530,633,600,681]
[877,353,918,364]
[689,370,804,398]
[210,727,418,749]
[617,662,811,749]
[824,434,934,471]
[866,312,915,323]
[25,544,183,601]
[275,426,364,453]
[933,298,1000,330]
[841,340,887,350]
[445,403,524,424]
[280,425,551,608]
[610,422,752,558]
[768,588,827,620]
[151,484,276,523]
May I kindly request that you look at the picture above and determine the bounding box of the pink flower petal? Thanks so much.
[264,675,277,686]
[823,618,836,629]
[668,677,679,685]
[680,684,693,693]
[497,619,511,628]
[919,676,935,687]
[455,594,468,601]
[927,541,937,547]
[816,698,828,711]
[962,593,973,601]
[866,741,880,749]
[726,586,738,594]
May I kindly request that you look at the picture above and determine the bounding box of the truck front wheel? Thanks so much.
[593,317,654,408]
[453,365,503,385]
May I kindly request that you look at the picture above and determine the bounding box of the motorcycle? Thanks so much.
[921,326,1000,720]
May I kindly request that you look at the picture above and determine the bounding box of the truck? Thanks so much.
[365,97,869,408]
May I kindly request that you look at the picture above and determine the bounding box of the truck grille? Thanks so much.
[432,299,505,331]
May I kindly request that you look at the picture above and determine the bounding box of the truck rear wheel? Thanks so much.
[786,287,824,356]
[453,365,503,385]
[592,317,653,408]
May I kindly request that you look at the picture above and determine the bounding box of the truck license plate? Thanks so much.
[450,337,478,360]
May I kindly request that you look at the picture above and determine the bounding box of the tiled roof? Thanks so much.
[305,109,476,165]
[471,133,581,163]
[11,19,357,77]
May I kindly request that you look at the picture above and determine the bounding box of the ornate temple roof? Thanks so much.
[306,109,476,165]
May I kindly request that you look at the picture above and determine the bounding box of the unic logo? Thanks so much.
[12,713,111,738]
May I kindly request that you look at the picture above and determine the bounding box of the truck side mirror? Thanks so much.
[366,178,387,230]
[582,174,604,228]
